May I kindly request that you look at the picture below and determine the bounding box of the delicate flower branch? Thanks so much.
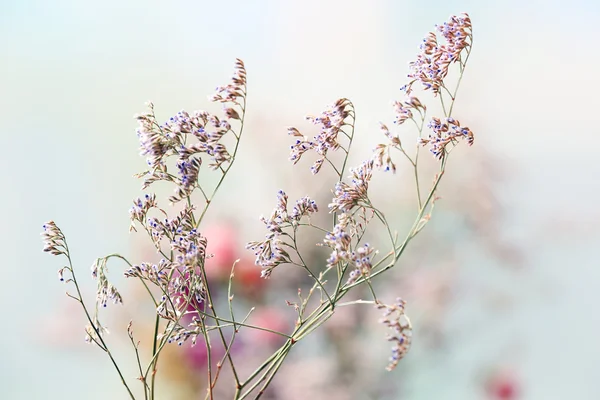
[42,13,476,399]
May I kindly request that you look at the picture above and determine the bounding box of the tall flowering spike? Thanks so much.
[420,116,474,159]
[329,160,374,213]
[376,298,413,371]
[288,98,354,174]
[401,13,472,95]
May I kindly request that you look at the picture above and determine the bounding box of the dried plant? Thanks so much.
[42,13,475,399]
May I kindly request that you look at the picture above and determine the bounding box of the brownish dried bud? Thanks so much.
[224,108,241,120]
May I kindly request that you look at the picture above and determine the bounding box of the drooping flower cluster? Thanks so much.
[91,257,123,308]
[329,160,373,213]
[376,298,413,371]
[288,98,354,174]
[373,124,399,173]
[420,116,474,158]
[246,190,319,278]
[402,13,472,95]
[134,59,246,202]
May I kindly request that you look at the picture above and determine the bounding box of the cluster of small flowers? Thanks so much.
[376,298,413,371]
[329,160,373,213]
[134,59,246,202]
[42,222,74,282]
[402,13,472,95]
[171,156,202,203]
[128,194,157,232]
[144,205,195,250]
[128,199,208,316]
[91,258,123,308]
[373,96,426,172]
[289,196,319,221]
[393,96,426,125]
[154,269,205,321]
[288,98,354,174]
[373,124,400,173]
[166,324,196,347]
[419,116,474,158]
[210,58,247,105]
[323,219,352,267]
[41,221,66,256]
[124,259,171,287]
[158,314,212,349]
[246,190,319,278]
[322,214,376,282]
[171,227,209,271]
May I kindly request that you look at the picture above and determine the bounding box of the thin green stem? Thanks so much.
[62,246,136,400]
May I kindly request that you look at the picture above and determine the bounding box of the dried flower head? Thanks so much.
[246,190,318,277]
[321,212,377,283]
[210,58,246,104]
[134,59,247,202]
[329,160,374,213]
[288,98,354,174]
[41,221,67,256]
[376,298,413,371]
[420,116,474,158]
[402,13,472,95]
[91,258,123,308]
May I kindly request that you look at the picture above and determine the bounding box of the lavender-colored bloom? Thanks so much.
[41,220,66,256]
[129,193,157,232]
[133,60,246,202]
[329,160,373,213]
[376,298,413,371]
[288,98,354,174]
[420,116,474,158]
[91,257,123,308]
[246,190,318,277]
[402,13,472,95]
[322,215,376,282]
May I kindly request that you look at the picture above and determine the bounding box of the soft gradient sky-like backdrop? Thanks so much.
[1,1,599,399]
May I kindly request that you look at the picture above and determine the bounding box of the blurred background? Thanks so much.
[1,0,599,399]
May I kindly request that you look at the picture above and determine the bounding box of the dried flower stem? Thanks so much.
[62,241,136,399]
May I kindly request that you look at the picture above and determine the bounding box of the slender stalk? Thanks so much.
[63,246,136,400]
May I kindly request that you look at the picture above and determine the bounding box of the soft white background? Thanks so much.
[1,0,598,398]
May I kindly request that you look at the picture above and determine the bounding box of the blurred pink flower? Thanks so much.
[204,224,239,281]
[248,307,290,347]
[485,368,520,400]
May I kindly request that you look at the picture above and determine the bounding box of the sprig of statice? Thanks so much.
[42,12,477,399]
[243,13,475,387]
